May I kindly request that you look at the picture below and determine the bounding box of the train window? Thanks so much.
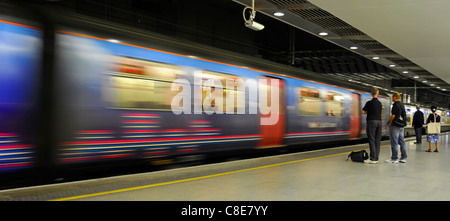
[297,88,321,116]
[325,92,344,117]
[103,56,185,110]
[198,71,243,114]
[443,112,450,124]
[406,109,412,125]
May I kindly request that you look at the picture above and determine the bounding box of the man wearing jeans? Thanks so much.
[387,93,407,163]
[362,87,382,164]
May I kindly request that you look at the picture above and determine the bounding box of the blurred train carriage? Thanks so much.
[0,0,447,178]
[0,2,42,173]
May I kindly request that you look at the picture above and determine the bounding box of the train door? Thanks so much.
[259,76,285,148]
[349,93,361,138]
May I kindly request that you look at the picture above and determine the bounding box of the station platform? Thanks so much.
[1,132,450,201]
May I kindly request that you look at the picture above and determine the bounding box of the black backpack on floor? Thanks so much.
[346,150,369,162]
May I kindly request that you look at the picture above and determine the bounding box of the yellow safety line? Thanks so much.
[50,146,385,201]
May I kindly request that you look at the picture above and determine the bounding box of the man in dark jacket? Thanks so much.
[412,105,424,144]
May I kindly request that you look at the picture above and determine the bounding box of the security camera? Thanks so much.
[245,20,264,31]
[242,1,264,31]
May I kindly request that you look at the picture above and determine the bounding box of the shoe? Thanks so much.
[399,159,407,163]
[364,159,378,164]
[385,159,399,164]
[434,150,439,152]
[426,149,432,152]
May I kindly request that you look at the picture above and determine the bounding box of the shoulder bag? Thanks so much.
[427,114,441,134]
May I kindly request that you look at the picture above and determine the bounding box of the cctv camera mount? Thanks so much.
[242,0,264,31]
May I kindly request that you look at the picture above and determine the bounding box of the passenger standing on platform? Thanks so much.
[361,87,382,164]
[412,105,424,144]
[386,93,407,163]
[426,105,441,152]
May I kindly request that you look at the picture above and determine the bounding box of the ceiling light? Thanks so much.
[443,89,447,91]
[319,32,328,36]
[372,56,380,60]
[389,64,396,67]
[437,87,441,88]
[274,12,284,17]
[430,84,435,86]
[414,76,419,78]
[350,46,358,50]
[403,71,409,74]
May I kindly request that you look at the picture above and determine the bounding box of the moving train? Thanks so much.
[0,1,440,176]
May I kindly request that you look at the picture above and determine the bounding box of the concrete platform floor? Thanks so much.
[1,132,449,201]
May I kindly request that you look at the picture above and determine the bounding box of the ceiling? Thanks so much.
[233,0,450,106]
[309,0,450,85]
